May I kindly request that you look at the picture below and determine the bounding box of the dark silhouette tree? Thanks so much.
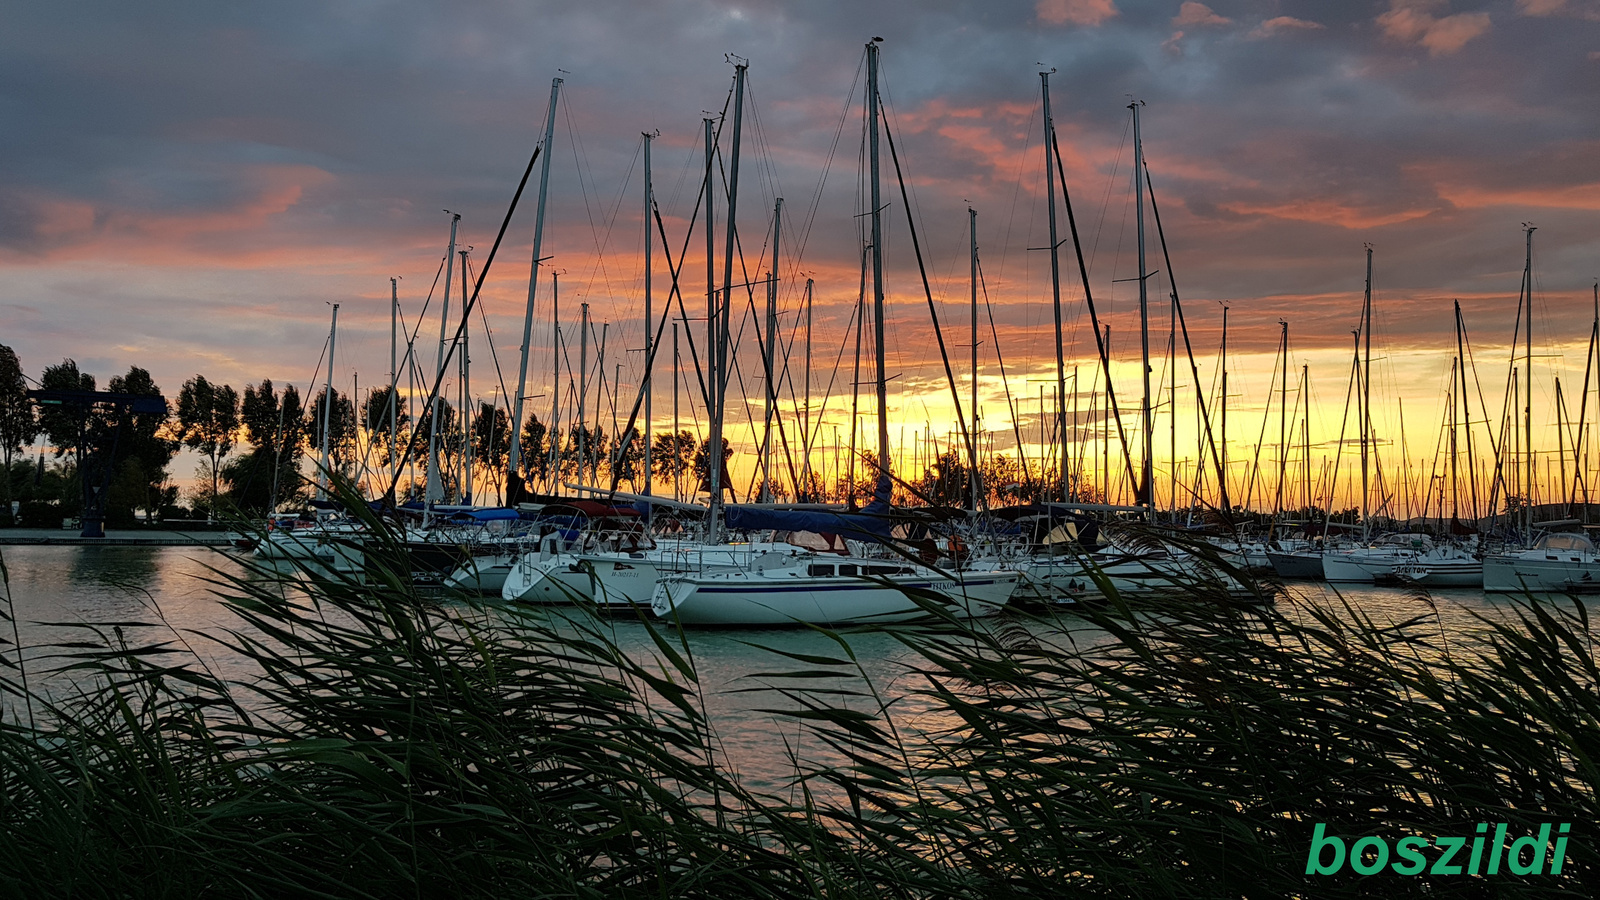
[519,414,548,482]
[105,367,175,522]
[0,345,38,516]
[650,431,696,490]
[472,402,510,501]
[174,375,240,518]
[37,360,95,461]
[308,387,358,475]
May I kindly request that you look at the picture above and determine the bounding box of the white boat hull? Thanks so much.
[444,552,516,594]
[500,555,595,604]
[1484,553,1600,593]
[1393,559,1483,588]
[652,570,1018,626]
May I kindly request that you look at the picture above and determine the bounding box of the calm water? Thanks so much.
[0,544,1574,792]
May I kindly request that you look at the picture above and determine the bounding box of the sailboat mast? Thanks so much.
[507,77,561,484]
[1276,320,1289,519]
[427,213,460,507]
[460,248,472,504]
[389,277,399,486]
[1301,364,1311,517]
[762,196,782,502]
[867,41,890,489]
[1221,305,1229,507]
[578,302,589,485]
[711,62,745,520]
[547,272,560,487]
[1454,300,1478,521]
[970,206,980,513]
[318,303,339,499]
[1361,244,1372,535]
[1523,224,1536,535]
[1131,99,1152,514]
[642,131,654,505]
[673,323,681,501]
[803,277,814,497]
[1040,71,1068,502]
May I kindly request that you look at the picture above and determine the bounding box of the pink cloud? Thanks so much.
[1377,1,1492,56]
[1515,0,1600,17]
[1173,2,1231,27]
[1036,0,1118,27]
[1249,16,1325,38]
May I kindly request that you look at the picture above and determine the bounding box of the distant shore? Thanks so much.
[0,528,239,547]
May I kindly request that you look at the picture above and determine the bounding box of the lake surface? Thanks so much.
[0,543,1575,793]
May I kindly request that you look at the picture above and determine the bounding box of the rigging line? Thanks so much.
[1144,160,1228,511]
[793,53,865,288]
[978,254,1034,489]
[589,133,644,319]
[561,98,621,310]
[598,201,710,492]
[1088,114,1131,278]
[1484,276,1527,522]
[604,114,722,471]
[1243,330,1283,513]
[878,103,978,485]
[739,280,801,496]
[803,298,862,475]
[384,143,542,502]
[1052,124,1140,496]
[1325,340,1361,531]
[473,260,514,422]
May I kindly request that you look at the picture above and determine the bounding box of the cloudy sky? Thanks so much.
[4,0,1599,506]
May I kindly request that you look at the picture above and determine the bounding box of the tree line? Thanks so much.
[1,343,1060,527]
[0,344,738,525]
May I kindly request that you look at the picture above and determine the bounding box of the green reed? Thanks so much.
[0,481,1594,897]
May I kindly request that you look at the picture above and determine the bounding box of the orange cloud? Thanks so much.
[1036,0,1118,27]
[1431,181,1600,211]
[1173,2,1230,27]
[2,164,342,268]
[1377,0,1492,56]
[1217,198,1436,229]
[1250,16,1325,38]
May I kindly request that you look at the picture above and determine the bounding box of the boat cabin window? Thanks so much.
[1537,533,1594,552]
[867,565,911,576]
[807,564,835,577]
[837,564,859,576]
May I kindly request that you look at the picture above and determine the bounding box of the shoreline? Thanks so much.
[0,528,239,547]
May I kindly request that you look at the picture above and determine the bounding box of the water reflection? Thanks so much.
[3,545,1588,795]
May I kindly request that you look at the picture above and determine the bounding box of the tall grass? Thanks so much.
[0,484,1594,897]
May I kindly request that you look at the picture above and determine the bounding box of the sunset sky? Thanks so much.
[4,0,1599,511]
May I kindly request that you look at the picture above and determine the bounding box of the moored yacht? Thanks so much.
[651,556,1018,626]
[1483,532,1600,593]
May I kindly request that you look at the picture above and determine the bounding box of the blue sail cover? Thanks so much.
[724,473,896,542]
[722,505,896,542]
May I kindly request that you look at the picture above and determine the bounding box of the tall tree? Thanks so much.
[472,402,510,497]
[650,431,696,486]
[308,387,357,474]
[278,385,309,464]
[519,414,548,481]
[241,379,281,453]
[37,360,94,460]
[0,345,38,514]
[174,375,240,517]
[363,385,410,470]
[106,367,175,521]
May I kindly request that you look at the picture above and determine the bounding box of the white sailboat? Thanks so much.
[651,557,1018,626]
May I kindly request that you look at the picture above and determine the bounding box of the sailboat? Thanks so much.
[1483,227,1600,592]
[650,43,1018,626]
